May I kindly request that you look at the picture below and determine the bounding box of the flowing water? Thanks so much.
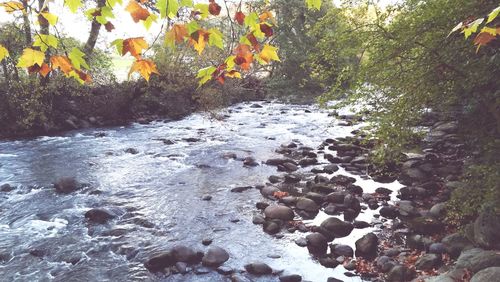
[0,102,402,282]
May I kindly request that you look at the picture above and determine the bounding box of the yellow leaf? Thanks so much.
[122,37,148,58]
[17,48,45,68]
[128,59,159,81]
[41,12,58,25]
[259,44,280,64]
[1,1,24,13]
[0,44,9,62]
[50,55,73,74]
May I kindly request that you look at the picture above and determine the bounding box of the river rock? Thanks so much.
[0,184,14,192]
[379,206,398,219]
[415,253,441,270]
[53,177,79,194]
[355,232,378,258]
[375,187,392,195]
[429,203,447,219]
[330,175,356,186]
[332,244,354,257]
[471,267,500,282]
[441,232,474,258]
[268,175,282,184]
[320,217,354,239]
[472,211,500,249]
[266,158,296,166]
[298,158,317,167]
[296,198,319,212]
[386,265,415,282]
[455,248,500,272]
[279,274,302,282]
[144,252,175,272]
[84,208,115,224]
[202,246,229,267]
[263,221,281,235]
[429,243,446,254]
[252,215,266,225]
[171,245,199,264]
[261,186,280,197]
[284,174,301,184]
[243,157,259,167]
[264,205,294,221]
[306,233,328,256]
[407,217,444,235]
[323,164,339,174]
[244,262,273,275]
[326,192,346,204]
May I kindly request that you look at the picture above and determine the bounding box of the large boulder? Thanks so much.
[441,233,474,258]
[202,246,229,267]
[455,248,500,273]
[386,265,415,282]
[472,211,500,249]
[415,253,441,271]
[171,245,199,264]
[264,205,294,221]
[471,267,500,282]
[320,217,354,238]
[407,217,444,235]
[296,198,319,212]
[355,232,378,258]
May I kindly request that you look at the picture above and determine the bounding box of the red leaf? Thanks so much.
[208,0,221,16]
[234,11,245,25]
[104,21,115,32]
[260,23,273,37]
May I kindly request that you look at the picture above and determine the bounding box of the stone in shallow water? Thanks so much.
[355,232,378,258]
[84,208,115,224]
[202,246,229,267]
[244,262,273,275]
[320,217,354,238]
[264,205,294,221]
[306,233,328,256]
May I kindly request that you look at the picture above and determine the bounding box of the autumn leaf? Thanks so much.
[196,66,216,86]
[473,31,497,52]
[259,11,275,24]
[235,11,245,25]
[17,48,45,68]
[208,0,221,16]
[260,23,273,37]
[258,44,280,64]
[1,1,24,13]
[189,29,210,55]
[128,59,159,81]
[40,12,59,26]
[234,44,253,70]
[28,63,51,77]
[165,24,188,48]
[65,0,82,13]
[72,69,92,83]
[33,34,58,52]
[246,33,260,51]
[105,21,115,32]
[208,28,224,49]
[122,37,148,58]
[50,55,74,74]
[126,0,150,23]
[0,44,9,63]
[68,47,89,70]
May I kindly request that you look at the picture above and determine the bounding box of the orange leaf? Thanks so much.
[39,63,51,77]
[128,58,159,81]
[50,55,73,74]
[167,24,188,43]
[234,44,253,70]
[74,69,92,83]
[125,0,150,23]
[474,32,497,46]
[123,37,148,58]
[234,11,245,25]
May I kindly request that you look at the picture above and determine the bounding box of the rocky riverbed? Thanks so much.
[0,101,499,282]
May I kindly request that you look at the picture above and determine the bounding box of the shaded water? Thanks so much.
[0,102,402,282]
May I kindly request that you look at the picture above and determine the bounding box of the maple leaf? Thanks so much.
[197,65,216,87]
[17,48,45,68]
[122,37,148,58]
[126,0,150,23]
[40,12,58,26]
[259,44,280,64]
[65,0,82,13]
[234,44,253,70]
[189,29,209,55]
[208,0,221,16]
[50,55,74,74]
[1,1,24,13]
[473,31,497,52]
[128,59,159,81]
[259,11,275,24]
[28,63,51,77]
[165,24,188,48]
[234,11,245,25]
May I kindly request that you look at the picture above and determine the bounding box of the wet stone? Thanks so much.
[244,262,273,275]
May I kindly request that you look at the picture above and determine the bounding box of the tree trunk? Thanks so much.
[84,0,106,55]
[21,0,31,45]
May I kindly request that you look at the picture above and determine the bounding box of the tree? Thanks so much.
[0,0,322,84]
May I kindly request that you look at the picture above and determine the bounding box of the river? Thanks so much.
[0,101,402,282]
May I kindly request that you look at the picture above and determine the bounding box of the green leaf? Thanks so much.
[65,0,82,13]
[225,55,236,70]
[194,3,209,19]
[244,12,259,28]
[167,0,179,19]
[463,18,484,39]
[111,39,124,54]
[68,47,89,70]
[33,34,58,51]
[196,66,216,87]
[143,14,158,30]
[180,0,193,7]
[41,12,58,26]
[208,28,223,49]
[107,0,122,7]
[156,0,166,18]
[186,21,200,35]
[305,0,321,10]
